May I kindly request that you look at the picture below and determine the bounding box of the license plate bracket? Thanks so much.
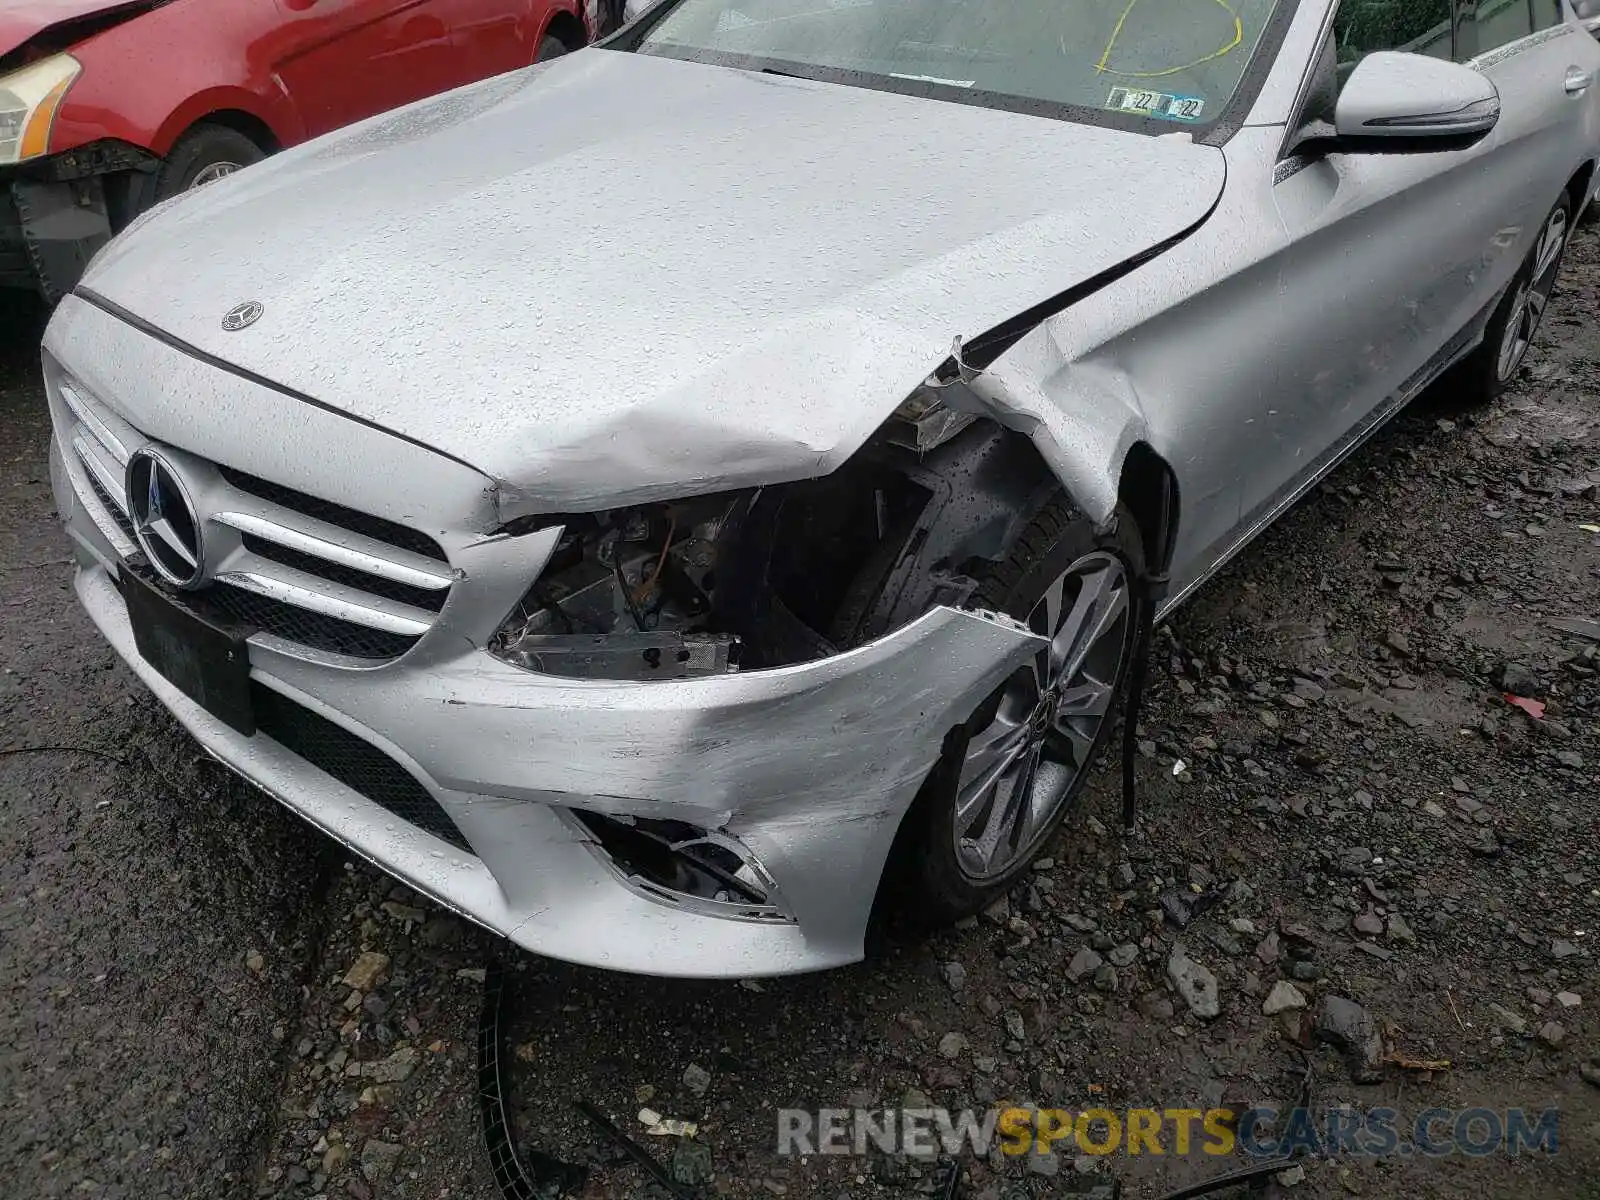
[123,568,256,736]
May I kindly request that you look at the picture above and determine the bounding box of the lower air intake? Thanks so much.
[251,682,472,854]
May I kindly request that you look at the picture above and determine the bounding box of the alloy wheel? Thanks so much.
[190,162,241,189]
[952,551,1133,881]
[1497,206,1568,382]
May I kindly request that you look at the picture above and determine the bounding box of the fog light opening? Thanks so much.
[570,811,792,922]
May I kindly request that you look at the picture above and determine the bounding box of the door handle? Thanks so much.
[1565,67,1593,95]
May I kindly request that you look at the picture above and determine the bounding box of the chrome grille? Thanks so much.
[84,470,137,547]
[55,377,456,664]
[217,466,448,562]
[239,534,447,612]
[59,379,138,558]
[206,583,425,660]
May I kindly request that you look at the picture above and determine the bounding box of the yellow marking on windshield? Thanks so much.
[1094,0,1244,79]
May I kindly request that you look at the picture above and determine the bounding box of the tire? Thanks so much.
[1453,189,1573,407]
[535,35,571,62]
[153,124,267,202]
[889,497,1146,924]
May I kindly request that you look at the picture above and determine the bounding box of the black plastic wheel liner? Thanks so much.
[477,958,908,1200]
[478,962,589,1199]
[478,961,693,1200]
[475,956,1304,1200]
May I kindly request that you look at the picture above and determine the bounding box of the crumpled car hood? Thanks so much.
[81,49,1224,512]
[0,0,157,59]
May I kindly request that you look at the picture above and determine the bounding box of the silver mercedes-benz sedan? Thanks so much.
[43,0,1600,976]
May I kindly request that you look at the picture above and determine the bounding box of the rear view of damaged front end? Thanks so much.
[45,297,1059,977]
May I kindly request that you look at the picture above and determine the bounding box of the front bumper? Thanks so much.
[2,144,158,300]
[46,296,1046,977]
[2,171,110,301]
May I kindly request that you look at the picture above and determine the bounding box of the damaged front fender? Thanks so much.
[964,341,1155,533]
[444,602,1051,957]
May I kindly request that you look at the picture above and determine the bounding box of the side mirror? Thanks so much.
[1333,51,1500,151]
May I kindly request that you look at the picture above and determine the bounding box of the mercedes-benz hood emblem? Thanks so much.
[222,301,263,331]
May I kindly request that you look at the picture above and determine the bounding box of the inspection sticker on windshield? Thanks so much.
[1106,87,1205,122]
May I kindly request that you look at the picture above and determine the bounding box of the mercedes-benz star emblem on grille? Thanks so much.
[221,300,263,331]
[127,450,205,587]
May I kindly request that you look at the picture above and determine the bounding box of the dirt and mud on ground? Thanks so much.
[3,226,1598,1200]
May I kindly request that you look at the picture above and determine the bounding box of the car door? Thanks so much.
[1250,0,1515,529]
[271,0,465,138]
[1458,0,1600,249]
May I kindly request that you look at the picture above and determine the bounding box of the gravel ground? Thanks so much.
[0,296,339,1199]
[3,222,1598,1200]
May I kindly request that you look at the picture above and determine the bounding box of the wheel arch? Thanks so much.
[858,420,1155,939]
[1117,440,1180,580]
[540,6,588,50]
[187,109,283,154]
[150,90,293,158]
[105,109,280,231]
[1568,159,1596,218]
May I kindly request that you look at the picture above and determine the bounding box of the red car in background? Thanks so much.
[1,0,597,301]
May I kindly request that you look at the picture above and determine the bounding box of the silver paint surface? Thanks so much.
[43,0,1600,975]
[1333,51,1501,140]
[76,49,1225,515]
[46,297,1051,975]
[62,501,1045,976]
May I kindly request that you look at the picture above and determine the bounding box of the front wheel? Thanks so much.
[152,124,267,202]
[535,35,572,62]
[893,498,1145,923]
[1453,191,1572,406]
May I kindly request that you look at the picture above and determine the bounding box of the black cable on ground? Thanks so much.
[1153,1155,1299,1200]
[0,743,126,763]
[573,1100,693,1199]
[1151,1058,1314,1199]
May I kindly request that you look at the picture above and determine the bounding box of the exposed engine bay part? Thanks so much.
[499,629,739,681]
[488,419,1062,680]
[489,491,755,678]
[888,380,979,453]
[6,141,161,301]
[10,176,114,304]
[568,810,792,921]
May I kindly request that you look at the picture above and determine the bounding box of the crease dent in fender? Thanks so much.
[932,156,1226,378]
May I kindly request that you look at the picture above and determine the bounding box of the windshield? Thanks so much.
[631,0,1284,128]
